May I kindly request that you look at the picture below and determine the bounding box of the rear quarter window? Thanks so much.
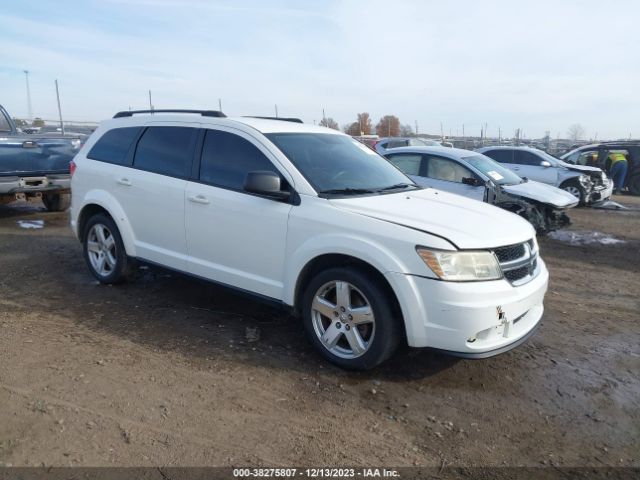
[87,127,142,165]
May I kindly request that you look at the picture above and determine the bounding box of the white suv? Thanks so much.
[70,110,549,369]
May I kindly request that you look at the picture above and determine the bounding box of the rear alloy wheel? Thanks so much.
[83,214,132,284]
[302,267,401,369]
[561,180,587,206]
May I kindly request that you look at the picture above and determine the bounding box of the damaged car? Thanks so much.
[477,146,612,206]
[384,146,578,234]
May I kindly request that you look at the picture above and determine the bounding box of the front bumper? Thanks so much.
[587,179,613,204]
[386,258,549,356]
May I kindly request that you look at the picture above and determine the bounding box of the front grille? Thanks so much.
[494,244,525,263]
[493,241,538,285]
[504,266,529,282]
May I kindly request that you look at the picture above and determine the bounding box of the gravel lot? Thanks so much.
[0,197,638,468]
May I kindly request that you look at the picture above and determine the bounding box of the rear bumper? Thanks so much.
[386,259,549,355]
[0,175,70,195]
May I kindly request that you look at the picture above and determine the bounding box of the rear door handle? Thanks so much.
[116,178,132,186]
[188,194,210,205]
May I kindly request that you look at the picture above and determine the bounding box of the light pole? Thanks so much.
[24,70,33,121]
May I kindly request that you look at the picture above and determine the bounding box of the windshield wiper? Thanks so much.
[318,188,376,196]
[377,183,418,191]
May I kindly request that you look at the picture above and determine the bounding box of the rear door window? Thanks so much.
[133,126,197,178]
[484,149,514,164]
[514,150,543,166]
[88,127,142,166]
[199,129,281,191]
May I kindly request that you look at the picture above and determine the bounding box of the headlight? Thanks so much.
[70,139,82,150]
[578,174,590,186]
[416,247,503,281]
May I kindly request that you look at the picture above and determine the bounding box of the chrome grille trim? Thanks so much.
[493,240,539,285]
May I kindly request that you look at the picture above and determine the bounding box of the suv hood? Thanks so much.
[330,188,534,249]
[502,180,579,208]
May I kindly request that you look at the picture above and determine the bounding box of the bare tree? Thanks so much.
[375,115,401,137]
[356,112,372,135]
[344,122,360,136]
[567,124,586,141]
[400,123,414,136]
[319,117,339,130]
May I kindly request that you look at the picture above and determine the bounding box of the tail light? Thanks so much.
[70,160,77,177]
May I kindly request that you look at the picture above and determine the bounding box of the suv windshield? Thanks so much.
[266,133,419,195]
[463,154,523,185]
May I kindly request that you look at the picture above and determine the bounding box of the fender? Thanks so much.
[283,232,420,306]
[77,189,137,256]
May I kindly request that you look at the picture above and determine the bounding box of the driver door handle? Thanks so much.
[116,178,132,186]
[188,194,210,205]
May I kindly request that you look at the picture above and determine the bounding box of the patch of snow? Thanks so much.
[548,230,625,246]
[592,201,628,210]
[17,220,44,229]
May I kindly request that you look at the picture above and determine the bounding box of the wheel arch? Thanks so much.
[76,192,136,256]
[291,253,405,341]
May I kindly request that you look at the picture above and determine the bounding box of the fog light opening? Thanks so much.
[467,337,477,343]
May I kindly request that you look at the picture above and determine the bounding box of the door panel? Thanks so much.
[185,184,290,298]
[120,124,198,270]
[185,127,292,299]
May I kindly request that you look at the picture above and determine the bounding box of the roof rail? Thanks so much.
[113,109,226,119]
[244,116,303,124]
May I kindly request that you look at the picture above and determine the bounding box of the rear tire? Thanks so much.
[560,180,586,206]
[82,213,133,284]
[42,193,71,212]
[301,267,401,370]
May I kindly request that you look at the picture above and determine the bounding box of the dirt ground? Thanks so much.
[0,196,638,469]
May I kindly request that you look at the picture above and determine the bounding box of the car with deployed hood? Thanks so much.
[70,110,548,369]
[477,146,612,205]
[384,146,578,234]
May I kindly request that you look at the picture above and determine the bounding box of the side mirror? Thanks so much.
[462,177,481,186]
[540,160,551,168]
[244,171,290,200]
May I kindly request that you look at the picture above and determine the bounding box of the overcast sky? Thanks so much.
[1,0,638,139]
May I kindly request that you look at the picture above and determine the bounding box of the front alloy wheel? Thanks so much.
[302,267,401,369]
[311,280,376,359]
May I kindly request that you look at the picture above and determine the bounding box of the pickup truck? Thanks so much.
[0,104,83,211]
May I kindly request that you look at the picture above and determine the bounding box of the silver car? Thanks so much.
[385,146,578,234]
[477,146,613,205]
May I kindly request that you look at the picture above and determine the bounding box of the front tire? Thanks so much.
[561,180,587,205]
[83,213,132,284]
[301,267,401,370]
[42,193,71,212]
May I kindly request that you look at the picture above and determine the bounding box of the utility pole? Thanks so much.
[415,120,418,136]
[275,104,278,118]
[148,90,153,112]
[54,79,65,135]
[388,118,391,137]
[498,127,501,142]
[218,98,222,111]
[440,122,444,140]
[23,70,33,121]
